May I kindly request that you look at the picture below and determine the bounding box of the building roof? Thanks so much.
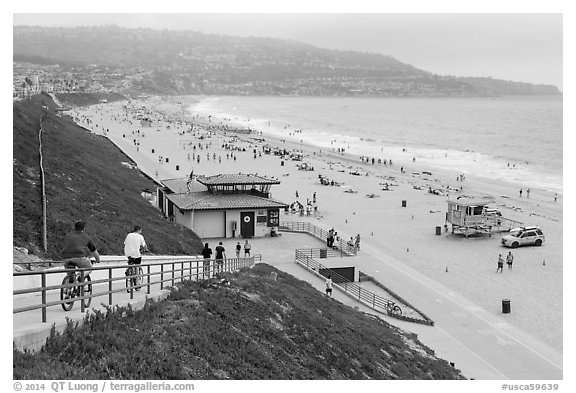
[160,178,207,194]
[449,198,491,207]
[165,191,288,211]
[196,173,280,186]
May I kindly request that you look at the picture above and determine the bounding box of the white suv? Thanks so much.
[501,226,545,248]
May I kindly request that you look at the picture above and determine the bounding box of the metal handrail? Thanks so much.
[13,255,260,323]
[279,221,357,256]
[294,249,400,315]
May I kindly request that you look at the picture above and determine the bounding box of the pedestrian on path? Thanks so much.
[506,251,514,270]
[325,275,333,297]
[201,243,212,279]
[244,240,251,257]
[355,234,361,251]
[327,228,334,248]
[497,254,504,273]
[215,241,226,273]
[236,241,241,258]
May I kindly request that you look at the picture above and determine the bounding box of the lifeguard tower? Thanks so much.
[446,198,522,238]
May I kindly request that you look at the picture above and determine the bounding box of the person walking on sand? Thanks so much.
[497,254,504,273]
[506,251,514,270]
[235,241,241,258]
[201,243,212,279]
[519,188,523,198]
[244,240,252,257]
[325,275,333,297]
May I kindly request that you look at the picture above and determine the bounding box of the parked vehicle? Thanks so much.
[501,226,545,248]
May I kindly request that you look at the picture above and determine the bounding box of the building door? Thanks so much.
[240,212,255,238]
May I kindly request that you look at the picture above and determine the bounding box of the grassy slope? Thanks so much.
[13,263,466,380]
[13,93,203,259]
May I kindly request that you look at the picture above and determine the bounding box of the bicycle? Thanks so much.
[125,264,144,292]
[60,270,93,311]
[385,301,402,315]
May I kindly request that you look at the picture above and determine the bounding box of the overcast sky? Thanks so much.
[12,12,563,89]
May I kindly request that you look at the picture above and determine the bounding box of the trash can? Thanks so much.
[281,160,284,166]
[176,165,179,171]
[320,249,328,259]
[435,226,442,236]
[152,149,155,153]
[502,299,511,314]
[402,200,407,207]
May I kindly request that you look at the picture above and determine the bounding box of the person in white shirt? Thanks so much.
[325,275,333,297]
[124,225,147,275]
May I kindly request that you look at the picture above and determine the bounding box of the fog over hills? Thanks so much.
[13,25,561,97]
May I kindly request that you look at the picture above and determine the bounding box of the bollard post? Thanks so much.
[80,270,85,313]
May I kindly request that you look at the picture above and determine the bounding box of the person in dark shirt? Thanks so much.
[215,241,226,273]
[61,221,100,282]
[201,243,212,279]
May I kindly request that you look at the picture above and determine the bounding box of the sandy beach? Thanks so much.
[69,95,563,352]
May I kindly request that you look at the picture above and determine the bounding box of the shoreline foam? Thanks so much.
[185,95,563,195]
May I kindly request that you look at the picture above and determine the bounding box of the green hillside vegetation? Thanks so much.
[13,93,203,259]
[13,264,466,380]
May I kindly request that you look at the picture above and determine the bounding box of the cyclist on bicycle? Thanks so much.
[61,221,100,283]
[124,225,147,275]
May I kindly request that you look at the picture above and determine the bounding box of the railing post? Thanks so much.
[109,268,113,305]
[160,264,164,290]
[41,272,47,323]
[129,268,134,299]
[373,293,376,308]
[147,265,151,294]
[80,270,85,313]
[181,261,184,283]
[172,262,175,286]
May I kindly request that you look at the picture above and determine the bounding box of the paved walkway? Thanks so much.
[223,230,563,380]
[13,231,562,380]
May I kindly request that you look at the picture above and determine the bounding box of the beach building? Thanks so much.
[157,174,288,239]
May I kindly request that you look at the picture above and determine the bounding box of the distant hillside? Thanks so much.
[13,93,204,259]
[14,263,467,379]
[13,25,561,97]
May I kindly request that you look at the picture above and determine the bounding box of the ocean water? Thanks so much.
[187,95,563,193]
